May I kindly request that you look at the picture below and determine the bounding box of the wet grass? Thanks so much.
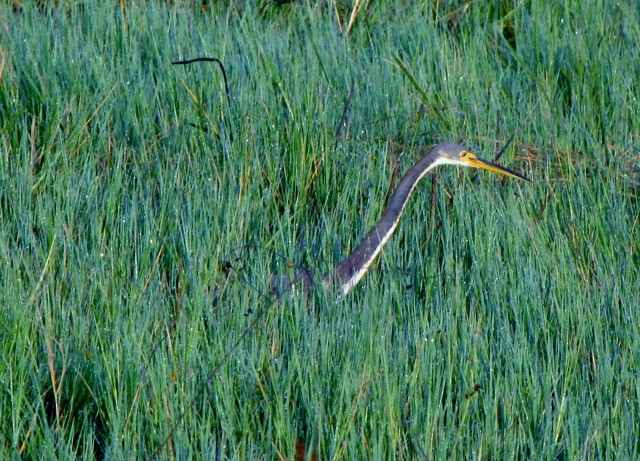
[1,1,639,459]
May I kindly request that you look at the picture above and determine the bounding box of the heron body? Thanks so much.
[272,141,528,298]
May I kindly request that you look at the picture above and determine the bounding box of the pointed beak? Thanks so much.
[464,154,530,182]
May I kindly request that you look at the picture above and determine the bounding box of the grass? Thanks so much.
[1,0,639,459]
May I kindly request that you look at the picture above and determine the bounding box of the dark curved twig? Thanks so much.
[172,57,231,105]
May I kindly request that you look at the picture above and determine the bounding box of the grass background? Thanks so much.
[1,0,639,459]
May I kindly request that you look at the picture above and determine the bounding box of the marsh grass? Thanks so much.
[1,1,639,459]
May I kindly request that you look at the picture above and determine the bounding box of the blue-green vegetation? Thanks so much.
[1,1,639,458]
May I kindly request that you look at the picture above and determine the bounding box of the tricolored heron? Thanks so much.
[272,141,529,297]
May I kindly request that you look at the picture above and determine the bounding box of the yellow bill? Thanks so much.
[461,151,530,182]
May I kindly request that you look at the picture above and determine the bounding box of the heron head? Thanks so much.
[435,141,529,181]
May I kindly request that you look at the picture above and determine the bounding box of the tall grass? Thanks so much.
[1,1,639,459]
